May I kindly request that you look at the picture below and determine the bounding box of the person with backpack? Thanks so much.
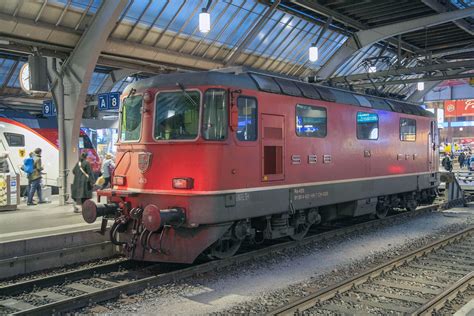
[27,148,46,205]
[20,152,34,198]
[442,153,453,172]
[71,152,95,213]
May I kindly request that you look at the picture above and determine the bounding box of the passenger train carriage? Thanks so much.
[82,69,439,264]
[0,115,101,193]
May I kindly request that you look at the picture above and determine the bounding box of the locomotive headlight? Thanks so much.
[114,175,126,186]
[143,91,152,103]
[172,177,194,189]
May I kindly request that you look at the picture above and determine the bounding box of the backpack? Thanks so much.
[442,157,447,168]
[23,157,34,174]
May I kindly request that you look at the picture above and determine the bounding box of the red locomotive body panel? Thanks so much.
[85,71,439,263]
[114,90,433,192]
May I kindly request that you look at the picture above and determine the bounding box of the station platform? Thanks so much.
[0,195,100,243]
[0,195,115,279]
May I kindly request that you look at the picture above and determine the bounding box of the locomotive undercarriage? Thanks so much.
[202,187,438,259]
[84,186,437,262]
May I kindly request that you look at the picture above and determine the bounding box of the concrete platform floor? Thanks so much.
[0,195,100,243]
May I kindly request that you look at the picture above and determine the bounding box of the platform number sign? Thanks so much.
[97,92,121,111]
[42,100,56,117]
[108,92,120,110]
[98,93,109,111]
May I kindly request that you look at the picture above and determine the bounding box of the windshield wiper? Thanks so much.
[176,82,198,107]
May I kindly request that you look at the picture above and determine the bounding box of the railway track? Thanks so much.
[267,226,474,316]
[0,200,466,315]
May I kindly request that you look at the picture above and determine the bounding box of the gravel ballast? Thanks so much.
[84,207,474,315]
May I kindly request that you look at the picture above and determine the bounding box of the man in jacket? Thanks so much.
[27,148,46,205]
[100,153,115,189]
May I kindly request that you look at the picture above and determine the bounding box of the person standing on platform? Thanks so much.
[442,153,453,172]
[459,151,466,169]
[72,152,95,213]
[100,153,115,189]
[27,148,46,205]
[21,152,34,199]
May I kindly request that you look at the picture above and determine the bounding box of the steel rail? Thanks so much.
[2,199,464,315]
[0,259,132,297]
[0,241,112,268]
[267,225,474,316]
[414,271,474,316]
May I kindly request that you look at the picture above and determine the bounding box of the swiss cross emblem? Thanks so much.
[138,152,152,173]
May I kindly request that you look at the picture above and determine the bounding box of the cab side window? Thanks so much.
[237,96,258,141]
[400,118,416,141]
[202,89,228,140]
[356,112,379,140]
[295,104,327,138]
[4,133,25,147]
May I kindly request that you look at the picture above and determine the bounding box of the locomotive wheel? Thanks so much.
[406,199,418,212]
[375,206,390,219]
[290,223,311,241]
[207,238,242,260]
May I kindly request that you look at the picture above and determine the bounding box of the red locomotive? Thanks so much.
[82,69,439,263]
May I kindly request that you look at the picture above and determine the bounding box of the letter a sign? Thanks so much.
[98,93,109,111]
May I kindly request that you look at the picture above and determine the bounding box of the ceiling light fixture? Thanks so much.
[199,1,212,33]
[309,45,319,62]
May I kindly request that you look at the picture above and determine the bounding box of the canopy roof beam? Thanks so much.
[316,6,474,79]
[329,60,474,83]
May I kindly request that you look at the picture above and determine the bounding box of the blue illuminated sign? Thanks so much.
[97,92,121,111]
[98,93,109,111]
[109,92,121,110]
[42,100,56,117]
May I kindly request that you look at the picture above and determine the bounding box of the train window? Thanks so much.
[154,91,200,140]
[202,89,227,141]
[78,135,94,149]
[4,132,24,147]
[273,77,302,96]
[121,95,143,141]
[332,90,360,106]
[400,118,416,141]
[295,104,327,138]
[249,73,281,94]
[237,97,258,141]
[353,95,372,107]
[356,112,379,140]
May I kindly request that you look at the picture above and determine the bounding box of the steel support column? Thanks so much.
[48,0,127,205]
[317,6,474,79]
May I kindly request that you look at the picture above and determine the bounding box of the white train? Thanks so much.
[0,117,100,193]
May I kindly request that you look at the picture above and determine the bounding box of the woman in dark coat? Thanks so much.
[72,152,95,213]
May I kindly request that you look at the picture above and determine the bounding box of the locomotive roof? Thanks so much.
[124,70,434,118]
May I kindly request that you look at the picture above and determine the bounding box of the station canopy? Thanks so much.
[0,0,472,114]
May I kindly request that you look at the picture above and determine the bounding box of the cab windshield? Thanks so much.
[154,91,200,140]
[121,95,143,141]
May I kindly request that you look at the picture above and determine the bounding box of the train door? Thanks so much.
[429,120,438,171]
[261,114,285,181]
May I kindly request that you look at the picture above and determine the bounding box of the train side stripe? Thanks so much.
[0,117,58,149]
[119,171,436,196]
